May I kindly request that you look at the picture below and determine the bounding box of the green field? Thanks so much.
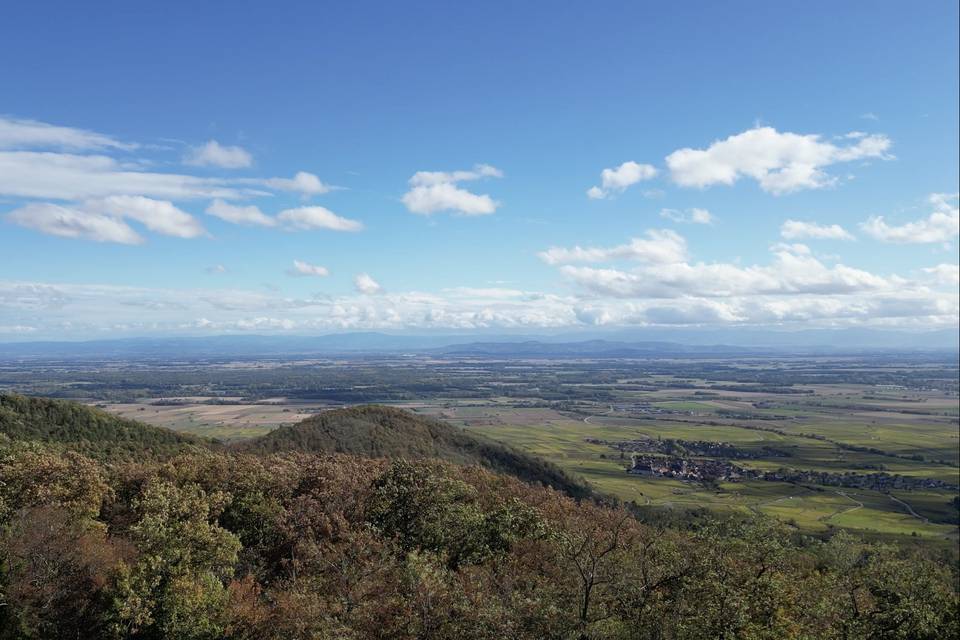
[417,403,959,541]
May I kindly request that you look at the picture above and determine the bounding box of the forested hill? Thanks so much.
[0,393,208,460]
[0,394,590,498]
[239,404,593,499]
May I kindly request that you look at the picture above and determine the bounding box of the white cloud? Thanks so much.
[90,195,206,238]
[6,196,206,242]
[660,208,714,224]
[403,183,498,216]
[6,202,143,244]
[207,265,227,274]
[184,140,253,169]
[0,151,264,201]
[2,274,953,339]
[402,164,502,215]
[0,324,37,334]
[690,208,713,224]
[552,239,895,299]
[276,206,363,232]
[587,161,657,199]
[861,193,959,244]
[538,229,687,265]
[262,171,333,197]
[586,186,605,199]
[288,260,330,277]
[354,273,383,295]
[780,219,855,241]
[206,199,276,227]
[923,263,960,285]
[408,164,502,186]
[573,288,958,327]
[665,126,892,194]
[0,116,135,151]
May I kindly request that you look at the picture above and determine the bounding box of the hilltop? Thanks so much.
[239,404,593,499]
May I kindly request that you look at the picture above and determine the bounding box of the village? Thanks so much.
[585,436,790,459]
[626,453,957,492]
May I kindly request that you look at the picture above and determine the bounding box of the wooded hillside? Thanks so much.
[0,393,207,461]
[239,405,592,499]
[0,395,956,639]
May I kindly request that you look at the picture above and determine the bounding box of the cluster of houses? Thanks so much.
[626,454,956,491]
[586,436,788,459]
[628,455,735,483]
[607,402,672,415]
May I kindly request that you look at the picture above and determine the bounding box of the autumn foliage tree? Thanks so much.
[0,438,956,639]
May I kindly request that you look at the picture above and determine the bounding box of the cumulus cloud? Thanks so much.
[538,229,687,265]
[354,273,383,295]
[90,195,206,238]
[276,206,363,231]
[402,164,502,215]
[587,161,657,199]
[0,118,345,244]
[7,195,206,242]
[0,116,135,151]
[665,126,892,194]
[558,243,892,299]
[184,140,253,169]
[288,260,330,277]
[861,193,959,244]
[780,219,855,241]
[660,208,714,224]
[206,265,228,274]
[262,171,333,197]
[206,199,276,227]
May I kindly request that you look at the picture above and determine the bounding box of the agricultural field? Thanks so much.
[101,398,333,440]
[428,404,959,540]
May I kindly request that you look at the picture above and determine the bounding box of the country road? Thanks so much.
[889,494,929,523]
[826,491,864,523]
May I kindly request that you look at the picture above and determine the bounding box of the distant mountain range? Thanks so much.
[0,327,956,358]
[434,339,757,357]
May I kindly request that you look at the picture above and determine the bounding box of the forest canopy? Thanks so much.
[0,395,957,639]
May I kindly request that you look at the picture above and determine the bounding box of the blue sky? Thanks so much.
[1,1,958,339]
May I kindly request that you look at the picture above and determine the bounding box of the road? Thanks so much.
[826,491,864,523]
[889,494,929,523]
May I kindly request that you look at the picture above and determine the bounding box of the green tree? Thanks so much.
[107,479,241,639]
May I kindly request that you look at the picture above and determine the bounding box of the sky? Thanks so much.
[1,1,958,340]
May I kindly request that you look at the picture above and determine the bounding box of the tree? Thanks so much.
[0,507,129,640]
[107,479,241,639]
